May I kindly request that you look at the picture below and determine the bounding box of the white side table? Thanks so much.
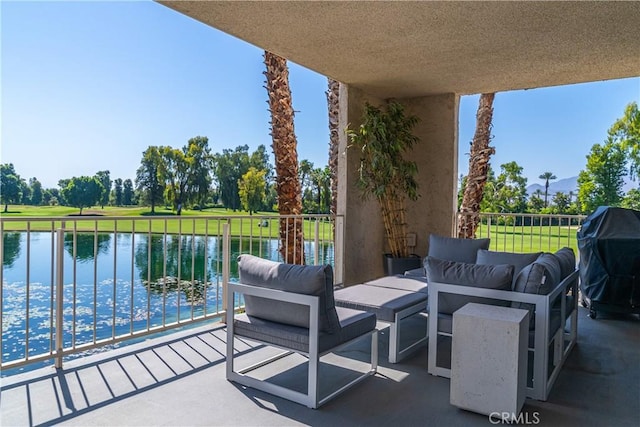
[450,303,529,416]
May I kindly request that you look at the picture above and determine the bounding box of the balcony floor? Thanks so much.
[2,306,639,427]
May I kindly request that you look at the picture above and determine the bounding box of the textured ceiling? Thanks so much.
[159,1,640,98]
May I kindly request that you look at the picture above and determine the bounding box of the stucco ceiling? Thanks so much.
[159,1,640,99]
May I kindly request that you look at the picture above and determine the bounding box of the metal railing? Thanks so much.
[1,214,340,373]
[455,212,586,254]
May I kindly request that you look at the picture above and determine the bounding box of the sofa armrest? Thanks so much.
[429,269,579,334]
[428,269,580,400]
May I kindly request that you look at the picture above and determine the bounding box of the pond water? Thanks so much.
[1,231,334,374]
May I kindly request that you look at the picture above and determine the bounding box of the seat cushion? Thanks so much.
[365,275,429,294]
[334,284,428,322]
[427,234,490,264]
[233,307,376,353]
[404,267,427,279]
[476,249,542,288]
[425,256,514,315]
[237,254,340,333]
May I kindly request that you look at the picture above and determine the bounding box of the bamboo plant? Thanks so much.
[347,101,420,258]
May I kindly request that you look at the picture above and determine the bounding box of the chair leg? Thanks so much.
[308,348,319,408]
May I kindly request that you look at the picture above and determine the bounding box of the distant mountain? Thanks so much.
[526,176,637,197]
[526,177,579,196]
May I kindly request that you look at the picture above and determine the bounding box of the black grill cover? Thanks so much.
[577,206,640,309]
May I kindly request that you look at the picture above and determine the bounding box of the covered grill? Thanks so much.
[577,206,640,318]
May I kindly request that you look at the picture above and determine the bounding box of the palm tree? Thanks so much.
[458,93,496,238]
[264,51,305,264]
[299,159,313,208]
[327,78,340,220]
[539,171,557,208]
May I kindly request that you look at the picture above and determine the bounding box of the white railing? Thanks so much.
[455,212,586,254]
[0,214,340,373]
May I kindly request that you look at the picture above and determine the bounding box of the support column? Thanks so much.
[337,85,385,285]
[401,94,460,258]
[337,86,459,285]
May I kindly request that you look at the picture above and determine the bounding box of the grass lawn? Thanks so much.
[0,206,335,240]
[476,223,581,254]
[2,206,581,253]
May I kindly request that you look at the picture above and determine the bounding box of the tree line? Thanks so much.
[0,135,332,215]
[457,101,639,217]
[2,102,637,217]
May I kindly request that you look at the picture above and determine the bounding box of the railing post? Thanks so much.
[314,220,320,265]
[334,216,344,285]
[55,228,64,369]
[222,223,230,312]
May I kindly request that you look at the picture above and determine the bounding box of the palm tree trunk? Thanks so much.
[327,78,340,220]
[458,93,496,238]
[264,51,305,264]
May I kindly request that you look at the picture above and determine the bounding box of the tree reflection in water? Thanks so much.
[135,235,213,305]
[64,233,111,262]
[2,232,22,268]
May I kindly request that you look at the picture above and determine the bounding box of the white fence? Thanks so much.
[0,214,340,372]
[455,212,586,254]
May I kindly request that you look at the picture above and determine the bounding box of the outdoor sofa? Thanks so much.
[421,235,579,401]
[334,234,578,401]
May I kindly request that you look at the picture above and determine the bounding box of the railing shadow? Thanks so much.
[0,324,265,427]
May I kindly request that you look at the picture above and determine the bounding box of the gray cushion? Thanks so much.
[404,267,427,279]
[425,256,514,315]
[554,247,576,279]
[512,252,562,296]
[237,254,340,333]
[233,306,376,353]
[476,249,542,288]
[511,252,562,327]
[335,284,428,322]
[365,275,429,294]
[428,234,490,264]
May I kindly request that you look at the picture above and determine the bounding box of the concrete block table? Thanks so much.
[450,303,529,416]
[334,283,428,363]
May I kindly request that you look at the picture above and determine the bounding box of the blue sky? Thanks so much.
[2,1,639,190]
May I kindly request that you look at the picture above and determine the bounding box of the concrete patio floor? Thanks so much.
[1,306,638,427]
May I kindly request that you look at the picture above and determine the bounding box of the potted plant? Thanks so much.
[347,101,422,275]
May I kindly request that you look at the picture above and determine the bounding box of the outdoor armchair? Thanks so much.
[226,254,378,409]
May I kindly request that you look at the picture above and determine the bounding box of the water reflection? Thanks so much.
[64,233,111,262]
[2,233,21,268]
[2,230,335,371]
[135,235,213,305]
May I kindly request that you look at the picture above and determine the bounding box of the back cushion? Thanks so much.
[425,256,514,315]
[512,252,562,326]
[554,247,576,280]
[512,252,562,296]
[428,234,490,264]
[238,254,340,333]
[476,249,542,288]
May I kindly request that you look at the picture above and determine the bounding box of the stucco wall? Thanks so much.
[338,86,459,285]
[401,94,460,257]
[337,85,386,285]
